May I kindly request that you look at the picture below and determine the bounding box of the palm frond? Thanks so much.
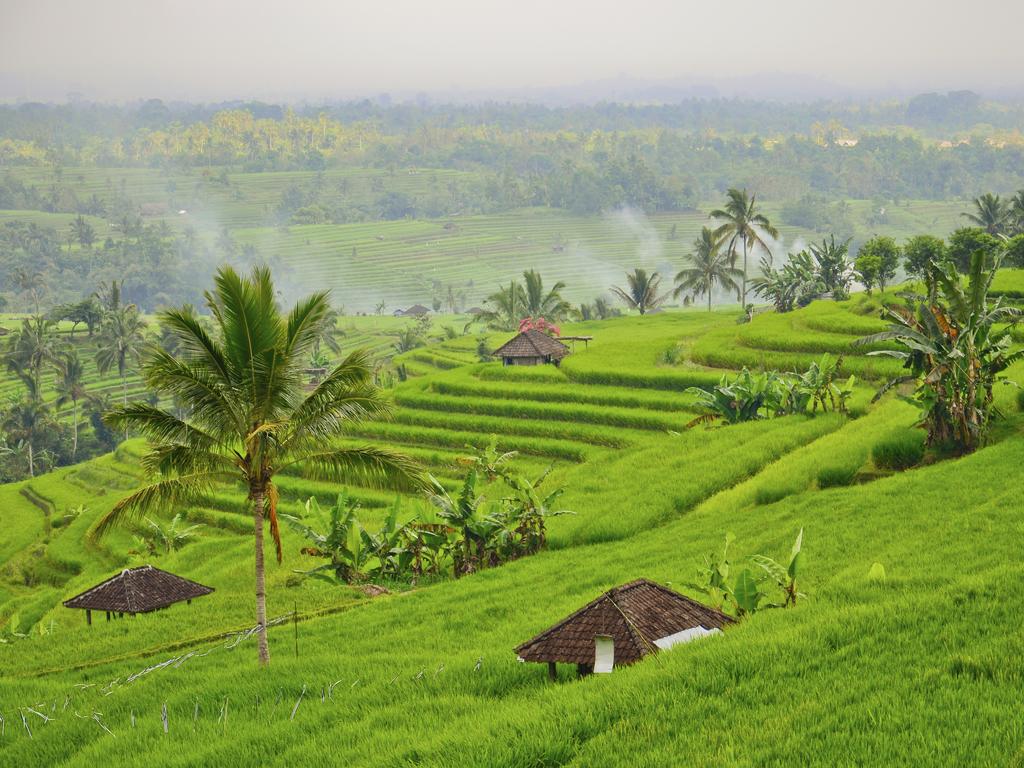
[284,446,427,491]
[89,470,235,540]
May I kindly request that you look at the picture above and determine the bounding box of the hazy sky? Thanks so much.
[2,0,1023,102]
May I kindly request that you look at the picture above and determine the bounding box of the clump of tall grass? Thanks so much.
[817,464,858,488]
[872,430,926,471]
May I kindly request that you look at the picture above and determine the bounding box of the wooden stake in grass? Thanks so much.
[290,685,306,722]
[91,712,114,737]
[161,702,168,734]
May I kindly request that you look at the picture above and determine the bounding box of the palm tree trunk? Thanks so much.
[741,238,749,307]
[708,290,712,312]
[252,488,271,665]
[28,442,34,478]
[122,373,129,439]
[72,399,78,459]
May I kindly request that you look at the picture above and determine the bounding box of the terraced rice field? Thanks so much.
[2,165,969,310]
[2,292,1023,766]
[4,166,482,229]
[235,202,970,310]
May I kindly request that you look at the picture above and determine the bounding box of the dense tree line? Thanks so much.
[3,100,1024,220]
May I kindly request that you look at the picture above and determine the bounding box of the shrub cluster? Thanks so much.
[872,430,926,471]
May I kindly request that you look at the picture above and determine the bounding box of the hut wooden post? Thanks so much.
[547,662,557,681]
[105,611,111,621]
[86,609,92,626]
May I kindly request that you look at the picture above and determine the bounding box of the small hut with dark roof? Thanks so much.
[63,565,214,625]
[492,329,571,367]
[515,579,732,678]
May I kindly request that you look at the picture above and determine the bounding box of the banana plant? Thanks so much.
[751,528,805,606]
[855,249,1023,451]
[731,569,770,615]
[283,493,377,584]
[796,354,855,414]
[501,466,573,556]
[360,499,416,579]
[689,530,805,616]
[426,471,500,576]
[686,369,781,425]
[687,533,736,611]
[457,435,519,483]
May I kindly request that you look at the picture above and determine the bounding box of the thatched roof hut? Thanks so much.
[515,579,732,677]
[63,565,213,624]
[492,329,570,367]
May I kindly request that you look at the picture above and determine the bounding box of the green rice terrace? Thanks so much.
[0,163,970,310]
[2,280,1024,766]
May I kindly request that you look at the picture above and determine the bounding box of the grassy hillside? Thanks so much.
[1,164,971,310]
[229,200,968,309]
[1,292,1022,765]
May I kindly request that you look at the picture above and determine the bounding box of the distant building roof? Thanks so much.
[492,329,570,360]
[515,579,732,667]
[404,304,431,316]
[63,565,213,614]
[466,307,485,315]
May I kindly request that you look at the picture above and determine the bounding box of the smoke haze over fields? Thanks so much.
[1,0,1023,102]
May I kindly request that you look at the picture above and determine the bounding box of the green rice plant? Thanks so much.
[476,364,568,383]
[872,430,926,471]
[428,373,696,411]
[753,483,794,506]
[394,390,687,432]
[392,408,634,448]
[817,464,858,488]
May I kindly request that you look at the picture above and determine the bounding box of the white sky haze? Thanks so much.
[1,0,1023,101]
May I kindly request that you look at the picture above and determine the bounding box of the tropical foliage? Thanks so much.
[673,227,742,311]
[688,529,805,616]
[94,265,422,664]
[480,271,571,330]
[710,188,779,306]
[751,251,823,313]
[856,248,1023,452]
[285,439,570,583]
[611,268,669,315]
[687,355,854,426]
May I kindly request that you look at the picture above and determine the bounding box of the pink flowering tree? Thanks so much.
[519,317,561,337]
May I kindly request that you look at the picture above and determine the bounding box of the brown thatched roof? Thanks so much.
[492,329,570,360]
[515,579,732,667]
[404,304,431,316]
[63,565,213,614]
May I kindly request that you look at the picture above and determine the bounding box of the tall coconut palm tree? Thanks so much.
[673,227,743,311]
[480,281,527,330]
[1008,190,1024,235]
[2,396,49,477]
[962,193,1011,236]
[6,315,63,398]
[710,188,779,306]
[94,266,423,665]
[610,268,669,315]
[54,351,87,460]
[521,270,572,321]
[96,304,148,409]
[13,269,46,314]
